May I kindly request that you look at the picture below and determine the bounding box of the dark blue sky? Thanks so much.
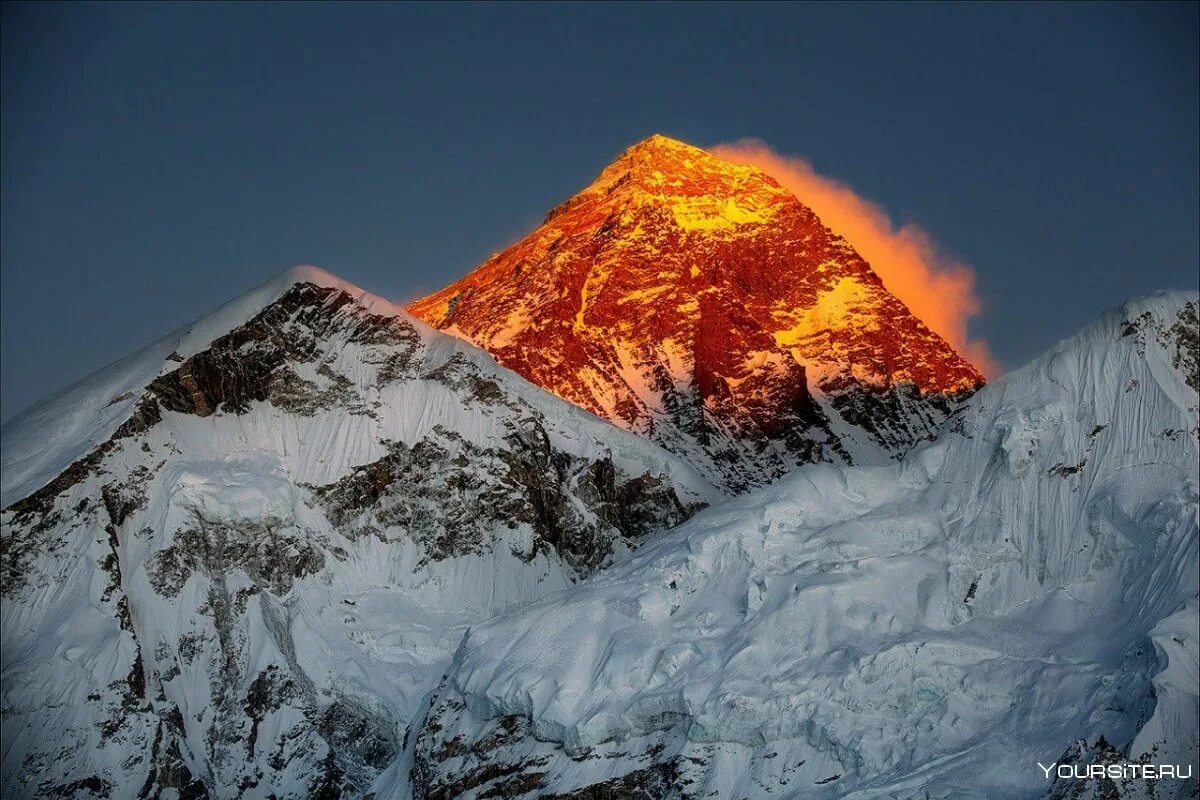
[2,2,1197,419]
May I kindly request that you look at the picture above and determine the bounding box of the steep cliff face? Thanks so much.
[410,135,984,492]
[409,293,1199,800]
[0,267,715,799]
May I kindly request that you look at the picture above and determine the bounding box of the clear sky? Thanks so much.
[2,2,1197,420]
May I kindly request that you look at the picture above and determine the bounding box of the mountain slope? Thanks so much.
[409,292,1199,799]
[0,267,717,799]
[410,135,984,492]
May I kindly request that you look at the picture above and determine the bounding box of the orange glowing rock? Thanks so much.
[410,135,985,491]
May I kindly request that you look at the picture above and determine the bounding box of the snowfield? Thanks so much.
[410,292,1199,799]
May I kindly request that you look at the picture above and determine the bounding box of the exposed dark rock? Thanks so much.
[318,698,398,773]
[135,715,210,800]
[1121,300,1200,395]
[1037,736,1162,800]
[244,665,302,758]
[146,520,325,599]
[145,284,389,418]
[1048,460,1087,478]
[414,754,550,800]
[312,422,702,576]
[5,442,116,522]
[1168,301,1199,392]
[43,776,113,799]
[412,698,690,800]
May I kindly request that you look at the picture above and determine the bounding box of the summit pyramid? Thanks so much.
[411,135,985,491]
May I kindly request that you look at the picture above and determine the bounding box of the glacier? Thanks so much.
[409,292,1199,799]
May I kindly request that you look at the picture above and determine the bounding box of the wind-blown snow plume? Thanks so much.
[713,139,999,376]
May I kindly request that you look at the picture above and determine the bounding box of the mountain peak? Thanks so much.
[270,265,407,319]
[277,263,348,289]
[625,132,695,151]
[410,136,985,491]
[618,133,715,163]
[0,265,414,506]
[0,241,717,799]
[578,135,778,215]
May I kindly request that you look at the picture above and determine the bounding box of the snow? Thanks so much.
[669,195,777,233]
[1131,602,1200,773]
[772,274,879,348]
[413,291,1200,798]
[170,456,299,526]
[1,266,361,507]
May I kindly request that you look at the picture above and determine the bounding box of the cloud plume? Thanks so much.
[712,139,998,376]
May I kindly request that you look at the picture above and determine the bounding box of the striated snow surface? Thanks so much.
[410,292,1200,799]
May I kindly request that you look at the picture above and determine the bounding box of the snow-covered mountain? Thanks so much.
[2,270,1195,798]
[409,292,1199,799]
[410,135,984,493]
[0,267,717,799]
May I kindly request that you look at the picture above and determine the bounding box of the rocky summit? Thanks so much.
[410,135,985,492]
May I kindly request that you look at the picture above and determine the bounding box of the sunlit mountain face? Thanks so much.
[410,135,985,492]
